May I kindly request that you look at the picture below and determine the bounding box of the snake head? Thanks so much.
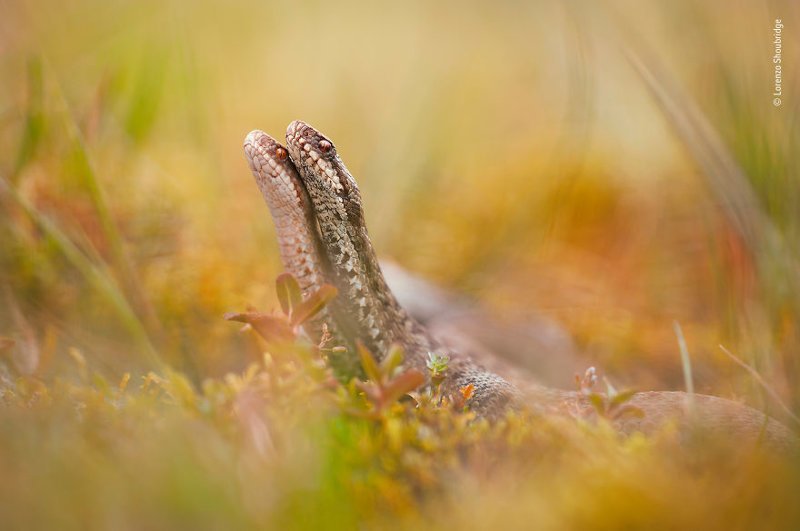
[243,129,315,222]
[243,130,293,181]
[285,120,362,207]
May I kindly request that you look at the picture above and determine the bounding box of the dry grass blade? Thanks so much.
[719,344,800,427]
[673,321,694,402]
[0,175,164,370]
[48,64,162,336]
[625,45,799,300]
[624,49,773,254]
[4,292,40,375]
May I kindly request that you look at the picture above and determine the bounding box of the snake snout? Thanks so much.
[244,129,268,148]
[244,129,279,150]
[286,120,309,140]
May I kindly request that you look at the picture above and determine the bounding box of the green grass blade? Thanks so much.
[10,56,45,183]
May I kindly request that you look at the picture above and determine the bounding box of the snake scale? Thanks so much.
[244,121,795,449]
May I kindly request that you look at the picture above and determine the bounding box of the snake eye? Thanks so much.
[275,147,288,160]
[319,139,333,154]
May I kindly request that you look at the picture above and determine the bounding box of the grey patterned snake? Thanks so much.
[243,121,794,448]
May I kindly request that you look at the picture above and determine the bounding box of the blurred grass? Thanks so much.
[1,0,799,528]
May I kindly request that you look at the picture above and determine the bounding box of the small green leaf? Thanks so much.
[588,393,606,414]
[290,284,338,327]
[357,341,381,382]
[426,352,450,374]
[169,371,198,405]
[615,405,645,419]
[12,57,44,180]
[380,344,405,377]
[276,273,302,316]
[609,389,638,408]
[92,371,110,394]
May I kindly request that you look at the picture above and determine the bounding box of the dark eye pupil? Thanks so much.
[319,140,332,153]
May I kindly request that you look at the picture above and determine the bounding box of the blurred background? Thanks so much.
[1,0,798,410]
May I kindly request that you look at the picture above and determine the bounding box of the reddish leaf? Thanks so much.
[289,284,338,327]
[355,380,381,404]
[225,311,294,343]
[382,369,426,405]
[275,273,302,316]
[460,384,475,401]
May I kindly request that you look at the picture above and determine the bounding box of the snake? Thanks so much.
[243,121,796,447]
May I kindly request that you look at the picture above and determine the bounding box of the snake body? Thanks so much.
[244,130,357,376]
[244,122,796,446]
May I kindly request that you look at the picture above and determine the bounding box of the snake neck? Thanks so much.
[285,121,434,362]
[243,129,360,378]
